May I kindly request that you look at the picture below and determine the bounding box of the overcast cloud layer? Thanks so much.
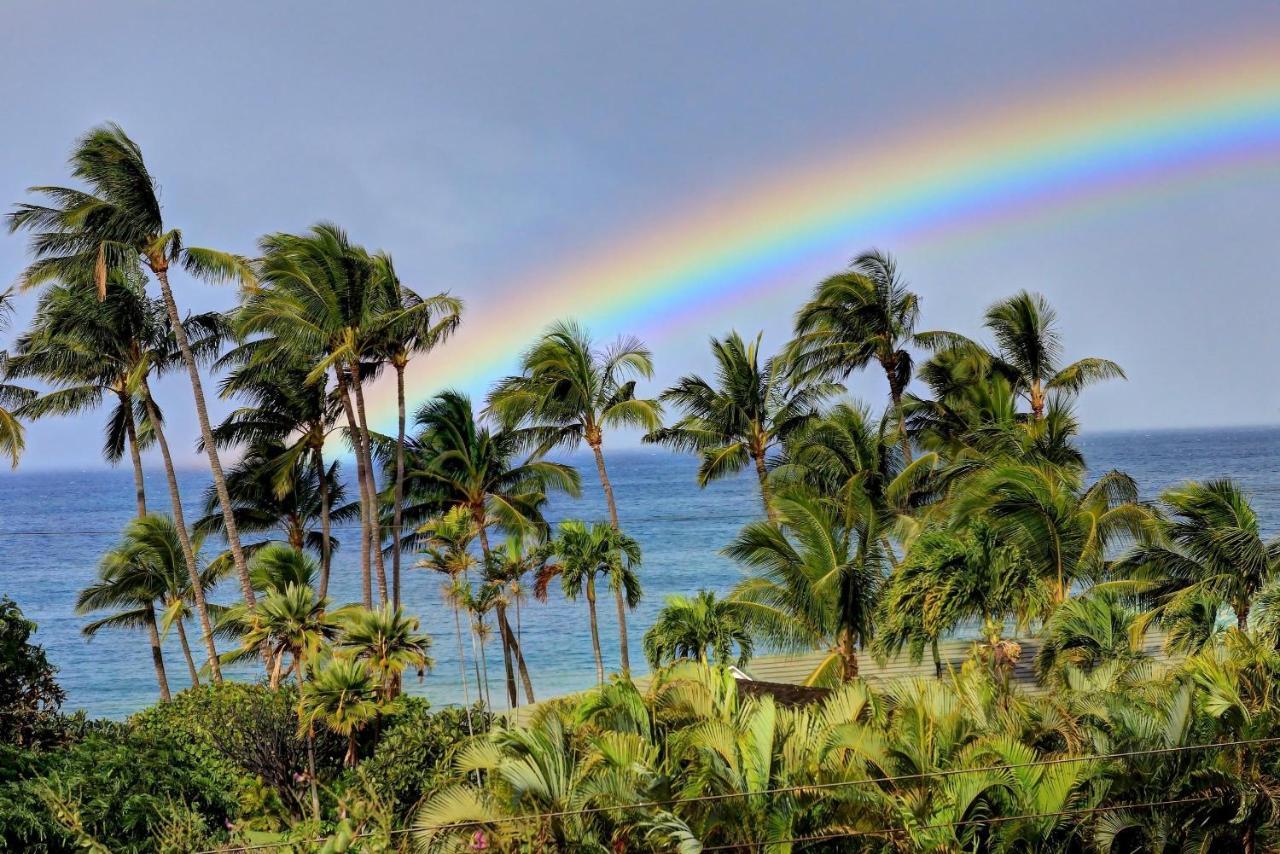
[2,1,1279,470]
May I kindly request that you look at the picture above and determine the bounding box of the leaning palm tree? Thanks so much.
[537,520,642,685]
[645,331,838,519]
[482,534,549,704]
[787,250,932,461]
[300,658,386,768]
[77,524,178,701]
[403,390,579,707]
[488,320,660,676]
[984,290,1125,420]
[1117,479,1280,631]
[335,603,432,701]
[238,224,399,606]
[0,288,33,467]
[643,590,753,669]
[8,270,227,680]
[368,263,462,609]
[8,123,257,602]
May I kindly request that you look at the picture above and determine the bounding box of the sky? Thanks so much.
[2,1,1279,470]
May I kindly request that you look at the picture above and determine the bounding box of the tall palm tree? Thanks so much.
[955,463,1147,604]
[726,492,883,682]
[300,658,384,768]
[335,603,432,701]
[1117,479,1279,631]
[984,291,1125,420]
[0,288,33,467]
[788,250,943,461]
[645,331,838,519]
[8,270,227,680]
[483,534,549,704]
[369,263,462,610]
[403,390,579,707]
[214,343,346,598]
[537,520,642,685]
[238,224,399,606]
[488,319,660,676]
[643,590,753,669]
[8,123,257,602]
[417,507,480,717]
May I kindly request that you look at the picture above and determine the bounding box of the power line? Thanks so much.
[192,737,1276,853]
[698,794,1219,851]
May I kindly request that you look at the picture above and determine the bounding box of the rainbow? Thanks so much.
[362,31,1280,432]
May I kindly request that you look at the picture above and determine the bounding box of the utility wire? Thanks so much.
[698,794,1219,851]
[191,737,1276,853]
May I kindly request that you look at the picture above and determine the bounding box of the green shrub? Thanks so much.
[355,702,492,818]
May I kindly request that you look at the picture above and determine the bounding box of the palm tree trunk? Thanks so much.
[313,445,333,600]
[141,381,222,682]
[1237,601,1250,631]
[174,614,201,688]
[499,607,535,704]
[476,626,492,709]
[494,602,519,709]
[838,629,859,682]
[121,392,147,517]
[392,363,407,609]
[590,440,632,677]
[891,388,913,465]
[145,604,172,702]
[452,604,474,731]
[586,576,605,684]
[151,266,253,605]
[336,369,373,607]
[931,636,942,679]
[349,361,388,604]
[1030,379,1045,420]
[297,664,321,822]
[752,446,777,521]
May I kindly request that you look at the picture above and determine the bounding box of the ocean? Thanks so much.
[2,426,1279,719]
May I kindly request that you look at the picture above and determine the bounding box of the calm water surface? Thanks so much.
[1,427,1277,718]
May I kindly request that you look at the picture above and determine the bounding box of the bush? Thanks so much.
[0,725,234,853]
[0,597,67,749]
[355,701,492,818]
[132,681,347,823]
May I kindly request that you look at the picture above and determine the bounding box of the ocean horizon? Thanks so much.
[3,425,1279,719]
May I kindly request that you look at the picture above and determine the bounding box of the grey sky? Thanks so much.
[2,1,1279,470]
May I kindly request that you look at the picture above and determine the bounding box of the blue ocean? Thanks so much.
[3,427,1279,719]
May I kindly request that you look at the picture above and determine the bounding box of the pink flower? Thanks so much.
[469,830,489,850]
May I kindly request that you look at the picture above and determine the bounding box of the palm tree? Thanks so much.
[644,331,838,519]
[726,492,883,681]
[1035,591,1144,685]
[537,520,642,684]
[1117,479,1279,631]
[105,514,228,689]
[955,463,1147,604]
[8,270,227,680]
[194,439,353,562]
[214,345,346,598]
[417,507,481,717]
[300,658,385,768]
[0,288,33,467]
[403,390,579,707]
[788,250,951,461]
[8,123,257,602]
[875,522,1048,677]
[643,590,753,669]
[984,290,1125,420]
[335,603,432,701]
[77,522,180,701]
[483,535,549,704]
[248,544,320,595]
[238,224,399,606]
[369,265,462,610]
[488,320,660,676]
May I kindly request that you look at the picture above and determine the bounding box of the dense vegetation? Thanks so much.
[2,124,1280,850]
